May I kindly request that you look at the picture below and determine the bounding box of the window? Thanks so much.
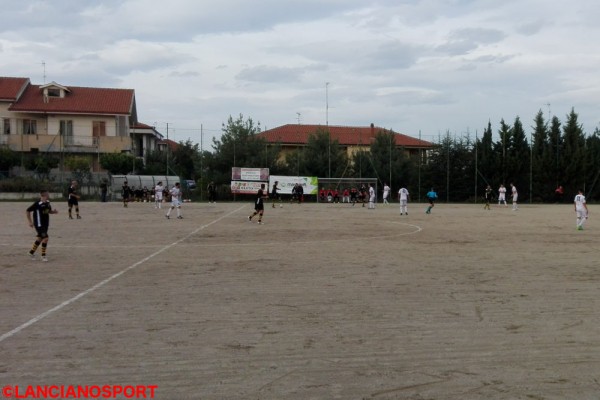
[60,120,73,144]
[47,88,61,97]
[23,119,37,135]
[92,121,106,137]
[2,118,9,135]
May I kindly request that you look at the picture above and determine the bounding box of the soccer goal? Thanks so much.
[315,177,378,204]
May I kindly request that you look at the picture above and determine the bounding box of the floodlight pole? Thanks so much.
[326,82,330,178]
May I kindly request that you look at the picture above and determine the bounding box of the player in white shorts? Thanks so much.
[154,181,163,209]
[368,184,376,209]
[398,186,409,215]
[574,189,588,230]
[165,182,183,219]
[498,184,507,206]
[510,183,518,211]
[382,183,390,205]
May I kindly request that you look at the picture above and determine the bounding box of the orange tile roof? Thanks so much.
[258,124,432,148]
[0,77,30,101]
[8,83,135,115]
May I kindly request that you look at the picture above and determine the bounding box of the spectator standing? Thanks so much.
[100,179,108,202]
[207,181,217,203]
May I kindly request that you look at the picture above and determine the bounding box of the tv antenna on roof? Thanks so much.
[296,112,301,124]
[41,61,46,84]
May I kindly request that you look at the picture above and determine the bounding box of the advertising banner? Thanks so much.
[230,180,268,194]
[231,167,269,182]
[268,175,318,195]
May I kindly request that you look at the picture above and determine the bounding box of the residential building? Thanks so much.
[0,76,162,172]
[257,123,433,162]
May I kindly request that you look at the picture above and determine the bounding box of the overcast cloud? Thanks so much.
[2,0,600,145]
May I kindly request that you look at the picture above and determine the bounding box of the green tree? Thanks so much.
[204,114,269,185]
[100,153,135,175]
[561,108,586,195]
[300,128,347,178]
[0,147,20,172]
[64,156,92,183]
[139,149,167,175]
[171,139,200,178]
[476,121,495,186]
[505,116,530,200]
[25,154,59,180]
[531,110,554,201]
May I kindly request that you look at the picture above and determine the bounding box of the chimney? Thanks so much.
[370,123,375,138]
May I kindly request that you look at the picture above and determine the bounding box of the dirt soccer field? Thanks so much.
[1,199,599,399]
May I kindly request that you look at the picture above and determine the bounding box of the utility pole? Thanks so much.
[166,123,169,176]
[326,82,330,178]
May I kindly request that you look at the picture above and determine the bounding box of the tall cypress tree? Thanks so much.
[561,108,586,195]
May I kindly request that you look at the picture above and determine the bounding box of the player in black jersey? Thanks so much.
[67,180,81,219]
[248,183,268,224]
[26,190,58,262]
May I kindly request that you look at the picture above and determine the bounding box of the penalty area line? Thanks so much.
[0,205,246,344]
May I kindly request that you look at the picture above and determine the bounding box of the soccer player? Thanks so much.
[574,189,588,230]
[425,188,438,214]
[26,190,58,262]
[382,183,391,205]
[368,184,376,209]
[350,186,358,206]
[122,180,131,207]
[67,180,81,219]
[154,181,163,209]
[398,186,409,215]
[498,184,507,207]
[484,185,493,210]
[271,181,281,208]
[165,182,183,219]
[248,183,268,224]
[511,183,518,211]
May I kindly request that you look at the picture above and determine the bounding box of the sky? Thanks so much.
[2,0,600,146]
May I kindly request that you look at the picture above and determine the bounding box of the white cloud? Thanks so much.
[1,0,600,143]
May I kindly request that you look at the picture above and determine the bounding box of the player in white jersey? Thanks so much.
[154,181,163,209]
[368,184,376,209]
[510,183,518,211]
[398,187,409,215]
[165,182,183,219]
[574,189,588,230]
[382,183,391,205]
[498,184,507,206]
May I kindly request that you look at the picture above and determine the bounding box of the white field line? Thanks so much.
[0,205,246,344]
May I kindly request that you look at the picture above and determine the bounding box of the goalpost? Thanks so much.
[315,177,378,203]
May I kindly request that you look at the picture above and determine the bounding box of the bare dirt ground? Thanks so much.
[1,198,599,400]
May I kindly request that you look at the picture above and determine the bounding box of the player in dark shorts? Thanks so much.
[271,181,281,208]
[122,180,131,207]
[26,189,58,262]
[248,183,268,225]
[67,180,81,219]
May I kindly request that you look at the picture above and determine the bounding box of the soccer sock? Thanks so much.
[166,207,172,216]
[41,243,47,257]
[75,207,80,216]
[176,208,181,217]
[30,240,41,255]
